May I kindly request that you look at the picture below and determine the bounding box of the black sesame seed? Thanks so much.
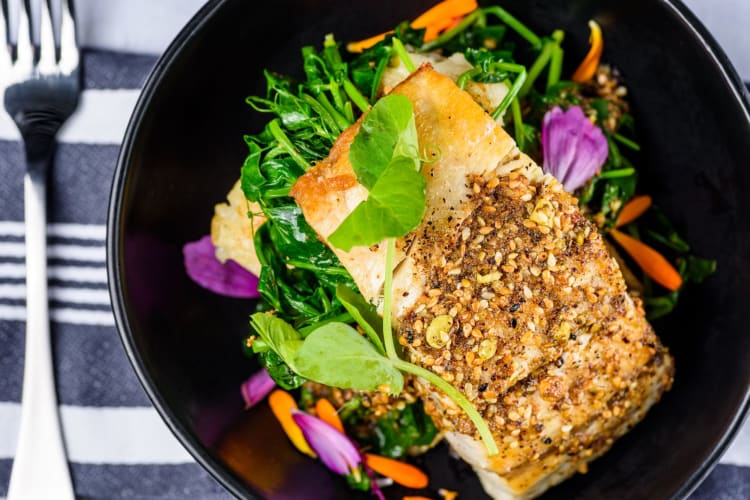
[569,333,577,340]
[407,332,414,344]
[511,318,518,328]
[478,383,488,392]
[543,437,552,445]
[402,291,409,297]
[555,357,564,368]
[510,303,520,313]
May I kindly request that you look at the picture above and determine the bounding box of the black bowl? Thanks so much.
[107,0,750,498]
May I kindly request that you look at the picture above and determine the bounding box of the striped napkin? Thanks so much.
[0,1,747,498]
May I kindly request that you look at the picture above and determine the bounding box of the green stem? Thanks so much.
[268,119,308,170]
[301,93,342,135]
[393,358,499,456]
[613,133,641,151]
[420,10,481,51]
[492,66,527,120]
[482,6,542,49]
[520,30,564,97]
[392,38,416,73]
[511,98,525,151]
[598,167,635,179]
[344,78,370,113]
[370,49,393,102]
[317,93,351,131]
[456,67,482,90]
[547,45,564,90]
[382,238,397,360]
[286,260,351,276]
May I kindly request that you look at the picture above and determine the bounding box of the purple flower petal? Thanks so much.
[542,106,608,192]
[183,235,260,298]
[240,369,276,409]
[292,411,362,476]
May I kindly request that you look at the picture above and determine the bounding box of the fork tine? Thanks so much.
[3,0,19,61]
[0,1,11,80]
[38,0,55,69]
[15,0,32,69]
[58,0,75,73]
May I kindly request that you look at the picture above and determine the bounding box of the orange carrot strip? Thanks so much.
[365,453,429,489]
[348,0,478,52]
[616,195,652,227]
[423,16,456,42]
[610,229,683,291]
[572,20,603,83]
[268,390,316,458]
[412,0,477,29]
[315,398,344,433]
[347,31,393,54]
[403,497,433,500]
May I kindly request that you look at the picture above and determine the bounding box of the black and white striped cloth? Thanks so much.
[0,1,747,498]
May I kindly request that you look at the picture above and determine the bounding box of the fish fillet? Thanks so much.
[290,64,673,499]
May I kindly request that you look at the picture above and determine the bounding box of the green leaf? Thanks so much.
[336,284,385,355]
[250,312,301,357]
[349,94,418,189]
[293,323,404,392]
[329,156,426,251]
[350,401,438,459]
[682,256,717,284]
[240,140,265,202]
[257,350,306,390]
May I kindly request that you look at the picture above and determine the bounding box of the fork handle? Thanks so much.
[7,164,75,500]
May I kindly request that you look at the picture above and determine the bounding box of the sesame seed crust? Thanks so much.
[398,172,674,484]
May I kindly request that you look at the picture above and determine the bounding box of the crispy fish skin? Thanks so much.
[210,180,265,276]
[290,65,674,499]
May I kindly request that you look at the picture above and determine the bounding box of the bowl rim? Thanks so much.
[107,0,750,499]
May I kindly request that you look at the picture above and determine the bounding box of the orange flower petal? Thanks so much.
[615,195,652,227]
[315,398,344,433]
[366,453,429,489]
[268,390,316,458]
[610,229,683,291]
[572,20,603,83]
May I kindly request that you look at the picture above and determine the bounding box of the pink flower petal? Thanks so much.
[183,235,260,298]
[292,411,362,476]
[240,369,276,409]
[542,106,608,192]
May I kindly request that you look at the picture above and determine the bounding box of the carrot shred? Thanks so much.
[610,229,683,291]
[268,390,316,458]
[616,195,652,227]
[412,0,478,30]
[315,398,344,433]
[347,31,392,54]
[402,497,433,500]
[347,0,478,52]
[365,453,429,489]
[423,16,457,42]
[572,20,603,83]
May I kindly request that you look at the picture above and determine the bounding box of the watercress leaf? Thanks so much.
[240,140,265,203]
[349,94,418,190]
[682,256,717,284]
[258,350,306,390]
[329,156,426,251]
[250,312,301,357]
[336,284,385,354]
[278,339,304,365]
[293,322,403,392]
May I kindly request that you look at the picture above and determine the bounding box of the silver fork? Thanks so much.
[0,0,80,498]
